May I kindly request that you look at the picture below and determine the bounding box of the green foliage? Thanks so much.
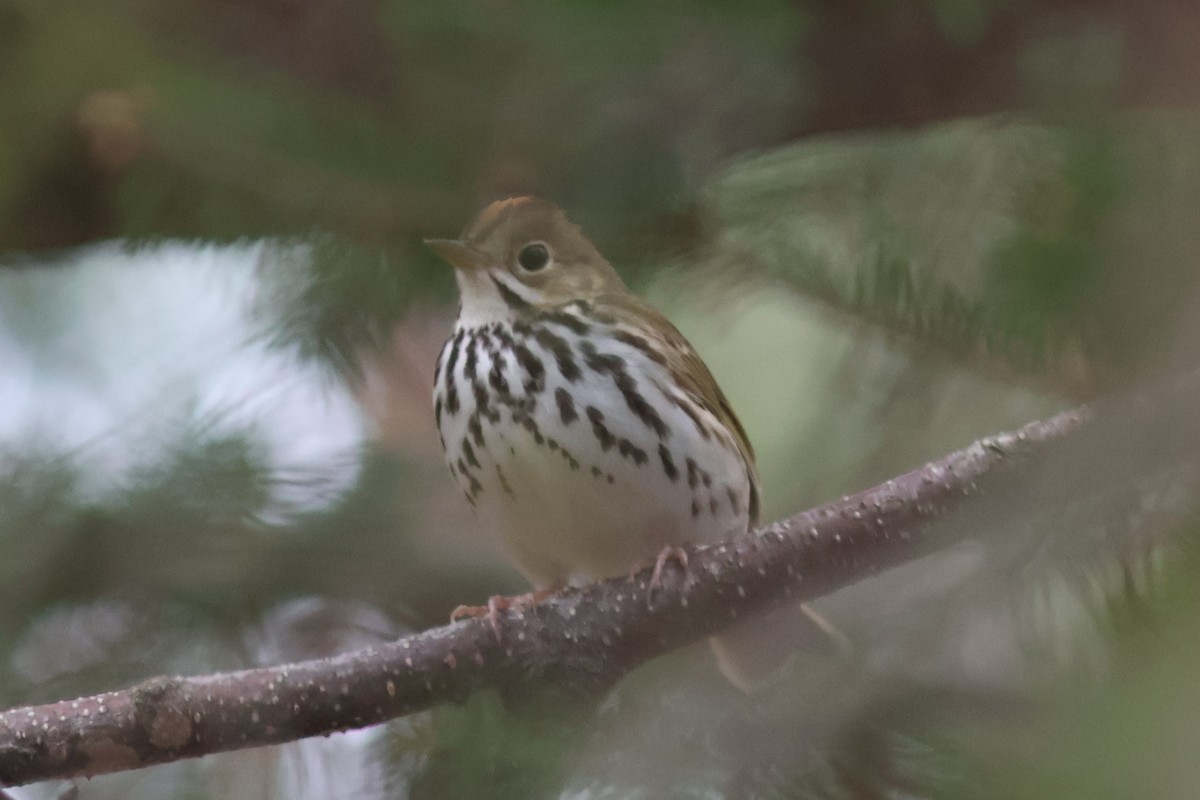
[0,0,807,258]
[256,235,452,377]
[706,120,1085,384]
[705,115,1200,397]
[945,521,1200,800]
[0,452,87,625]
[409,690,595,800]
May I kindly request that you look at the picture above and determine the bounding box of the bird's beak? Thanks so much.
[424,239,488,272]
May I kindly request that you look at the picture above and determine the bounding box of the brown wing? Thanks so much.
[595,293,762,525]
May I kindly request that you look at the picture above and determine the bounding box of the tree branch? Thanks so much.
[0,403,1099,786]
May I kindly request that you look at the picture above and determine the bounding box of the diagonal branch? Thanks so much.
[0,401,1111,787]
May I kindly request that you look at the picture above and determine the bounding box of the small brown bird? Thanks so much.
[428,197,825,689]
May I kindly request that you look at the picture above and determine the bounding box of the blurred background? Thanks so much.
[3,1,1200,798]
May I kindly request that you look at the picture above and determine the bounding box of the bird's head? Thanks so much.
[426,197,628,325]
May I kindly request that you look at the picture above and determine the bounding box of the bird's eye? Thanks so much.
[517,242,551,272]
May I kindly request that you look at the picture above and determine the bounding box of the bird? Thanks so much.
[427,196,830,690]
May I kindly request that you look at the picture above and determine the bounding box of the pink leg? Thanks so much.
[648,545,690,591]
[451,586,561,638]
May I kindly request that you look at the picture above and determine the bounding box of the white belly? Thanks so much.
[434,319,752,588]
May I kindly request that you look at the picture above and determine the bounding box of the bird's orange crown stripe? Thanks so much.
[477,196,536,227]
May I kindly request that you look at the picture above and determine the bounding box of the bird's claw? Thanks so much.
[645,545,689,605]
[450,589,557,640]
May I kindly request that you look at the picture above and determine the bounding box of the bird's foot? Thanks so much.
[644,545,690,604]
[451,588,558,639]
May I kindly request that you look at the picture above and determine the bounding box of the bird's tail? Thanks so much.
[709,602,850,692]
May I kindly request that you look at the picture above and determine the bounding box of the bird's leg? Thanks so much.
[450,585,562,638]
[646,544,690,598]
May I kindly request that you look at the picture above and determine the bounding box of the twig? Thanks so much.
[0,404,1094,786]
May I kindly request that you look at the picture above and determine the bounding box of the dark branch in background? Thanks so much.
[1,378,1193,788]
